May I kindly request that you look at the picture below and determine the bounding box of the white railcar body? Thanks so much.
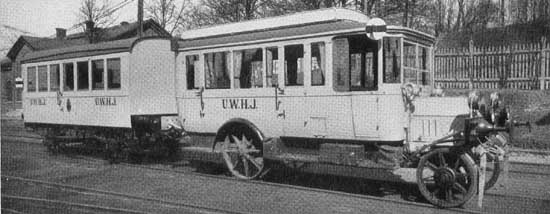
[21,38,177,128]
[175,8,468,145]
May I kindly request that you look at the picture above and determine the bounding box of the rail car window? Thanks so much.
[332,35,378,91]
[204,52,230,89]
[27,66,36,92]
[311,42,326,86]
[77,61,89,90]
[383,37,401,83]
[349,36,378,91]
[63,63,74,91]
[92,59,104,90]
[266,47,278,87]
[403,42,431,85]
[37,66,48,92]
[284,44,304,86]
[50,64,60,91]
[186,55,199,89]
[107,58,121,89]
[234,48,263,88]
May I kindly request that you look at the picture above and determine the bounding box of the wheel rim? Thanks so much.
[417,148,478,208]
[221,135,264,179]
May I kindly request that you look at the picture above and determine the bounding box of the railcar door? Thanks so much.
[349,36,380,139]
[180,53,208,133]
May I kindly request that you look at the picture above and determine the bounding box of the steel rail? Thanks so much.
[2,175,244,214]
[2,194,147,214]
[4,137,548,212]
[116,162,480,214]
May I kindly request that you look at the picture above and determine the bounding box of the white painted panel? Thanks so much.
[351,94,379,138]
[128,39,177,116]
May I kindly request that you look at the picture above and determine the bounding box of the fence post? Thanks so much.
[541,37,547,90]
[469,39,474,90]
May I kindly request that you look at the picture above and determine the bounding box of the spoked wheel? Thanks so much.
[221,135,264,180]
[417,148,478,208]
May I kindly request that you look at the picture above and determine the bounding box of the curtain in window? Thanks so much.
[266,50,273,86]
[205,53,214,88]
[233,51,242,88]
[252,61,262,87]
[224,52,231,88]
[311,43,325,85]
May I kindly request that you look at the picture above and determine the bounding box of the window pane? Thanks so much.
[107,58,121,89]
[383,37,401,83]
[420,46,428,70]
[348,35,378,91]
[284,44,304,86]
[311,42,325,86]
[77,61,89,90]
[420,47,430,85]
[403,42,416,68]
[50,64,60,91]
[91,60,104,90]
[38,66,48,91]
[27,67,36,92]
[266,47,278,87]
[204,52,230,89]
[186,55,198,89]
[234,48,263,89]
[63,63,74,91]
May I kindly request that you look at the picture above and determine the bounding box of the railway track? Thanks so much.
[2,139,477,214]
[2,194,147,214]
[3,138,549,213]
[46,152,482,213]
[2,175,243,214]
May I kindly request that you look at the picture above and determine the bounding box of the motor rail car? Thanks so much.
[20,8,528,208]
[174,8,526,208]
[21,37,181,161]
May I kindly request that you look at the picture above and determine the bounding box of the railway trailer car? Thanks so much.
[175,8,525,208]
[21,37,181,161]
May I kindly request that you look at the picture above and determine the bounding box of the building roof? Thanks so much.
[7,19,170,60]
[20,38,137,64]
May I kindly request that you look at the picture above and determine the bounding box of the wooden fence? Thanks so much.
[434,37,550,90]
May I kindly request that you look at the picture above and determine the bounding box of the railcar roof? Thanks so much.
[177,8,435,50]
[21,38,136,64]
[178,20,366,50]
[180,8,369,40]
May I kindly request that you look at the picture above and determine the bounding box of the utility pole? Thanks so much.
[138,0,143,37]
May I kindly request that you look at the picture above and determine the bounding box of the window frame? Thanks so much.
[22,52,127,97]
[232,47,264,89]
[106,58,121,90]
[402,40,433,86]
[91,59,106,90]
[203,51,231,90]
[26,66,37,93]
[49,64,60,92]
[180,37,332,91]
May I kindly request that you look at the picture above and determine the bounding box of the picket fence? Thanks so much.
[434,37,550,90]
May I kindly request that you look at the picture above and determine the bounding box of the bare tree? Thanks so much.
[77,0,118,28]
[146,0,191,35]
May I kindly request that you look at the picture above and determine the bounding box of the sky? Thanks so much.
[0,0,139,37]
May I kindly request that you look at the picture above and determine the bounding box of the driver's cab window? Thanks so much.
[383,37,401,83]
[403,42,431,85]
